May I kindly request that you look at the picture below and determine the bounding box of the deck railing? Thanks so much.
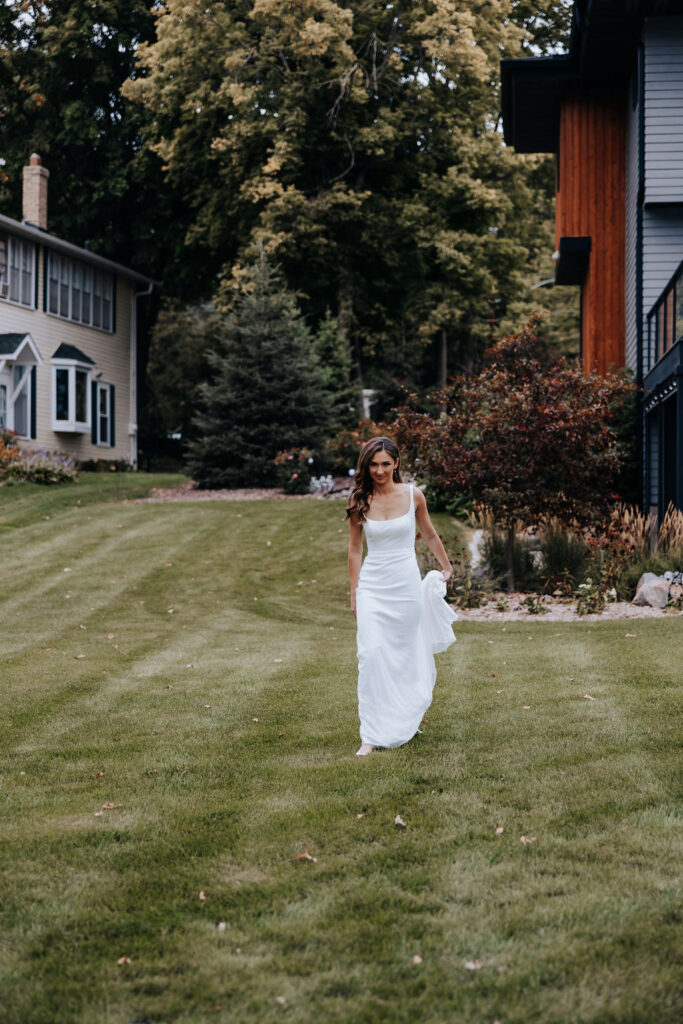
[647,258,683,374]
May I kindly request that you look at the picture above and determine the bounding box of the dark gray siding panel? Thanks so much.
[625,80,640,373]
[643,18,683,203]
[642,207,683,373]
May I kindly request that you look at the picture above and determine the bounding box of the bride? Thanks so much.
[347,437,457,756]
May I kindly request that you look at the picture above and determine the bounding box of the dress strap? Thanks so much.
[409,484,414,512]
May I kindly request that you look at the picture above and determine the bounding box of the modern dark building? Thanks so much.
[502,0,683,518]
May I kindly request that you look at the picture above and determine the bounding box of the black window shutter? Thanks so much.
[30,367,37,439]
[111,276,117,334]
[91,381,98,444]
[110,385,115,447]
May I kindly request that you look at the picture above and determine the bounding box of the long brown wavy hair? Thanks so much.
[345,436,402,522]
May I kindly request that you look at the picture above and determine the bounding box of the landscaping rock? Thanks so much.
[633,572,671,609]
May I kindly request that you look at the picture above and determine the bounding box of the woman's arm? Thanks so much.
[348,512,363,616]
[414,488,453,580]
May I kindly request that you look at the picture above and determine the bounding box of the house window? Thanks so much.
[92,381,115,447]
[46,251,114,331]
[0,232,36,308]
[51,357,93,433]
[96,382,114,446]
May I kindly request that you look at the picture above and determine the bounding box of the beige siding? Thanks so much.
[0,244,135,463]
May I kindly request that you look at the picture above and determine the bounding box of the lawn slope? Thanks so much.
[0,479,680,1024]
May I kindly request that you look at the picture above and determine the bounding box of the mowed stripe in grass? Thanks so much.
[0,482,681,1024]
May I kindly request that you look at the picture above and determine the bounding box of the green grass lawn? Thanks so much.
[0,477,680,1024]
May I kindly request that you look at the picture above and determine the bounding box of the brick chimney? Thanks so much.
[22,154,49,230]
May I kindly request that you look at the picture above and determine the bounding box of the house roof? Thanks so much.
[501,0,683,153]
[52,343,96,365]
[0,333,30,355]
[0,332,43,363]
[0,212,154,286]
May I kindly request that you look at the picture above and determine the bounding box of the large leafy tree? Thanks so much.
[124,0,567,392]
[391,318,636,591]
[0,0,167,272]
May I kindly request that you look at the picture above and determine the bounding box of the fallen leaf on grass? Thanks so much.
[217,922,227,933]
[199,890,207,903]
[411,954,423,965]
[275,996,286,1006]
[167,606,175,614]
[496,689,504,694]
[204,704,211,709]
[94,811,103,817]
[117,956,132,965]
[583,694,596,701]
[491,673,498,678]
[464,959,483,971]
[625,633,636,638]
[520,835,537,845]
[394,815,407,828]
[252,717,259,722]
[101,803,121,810]
[356,812,367,819]
[63,568,72,573]
[295,844,318,863]
[266,541,272,547]
[107,633,115,640]
[147,769,158,775]
[75,654,86,660]
[92,771,104,777]
[273,658,283,663]
[495,826,504,835]
[522,705,531,710]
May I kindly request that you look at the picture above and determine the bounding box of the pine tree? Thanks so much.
[186,255,330,488]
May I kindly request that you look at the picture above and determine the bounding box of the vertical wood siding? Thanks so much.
[556,93,626,373]
[624,75,640,374]
[644,17,683,204]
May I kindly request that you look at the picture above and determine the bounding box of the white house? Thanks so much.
[0,155,155,466]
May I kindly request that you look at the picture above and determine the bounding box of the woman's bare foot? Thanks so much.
[356,743,374,756]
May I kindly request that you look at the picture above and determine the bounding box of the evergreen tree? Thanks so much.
[186,255,330,488]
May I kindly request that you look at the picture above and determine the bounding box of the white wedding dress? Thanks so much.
[355,484,458,748]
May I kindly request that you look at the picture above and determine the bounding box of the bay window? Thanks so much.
[51,346,94,433]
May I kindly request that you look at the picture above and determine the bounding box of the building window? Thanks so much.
[93,381,115,447]
[0,233,36,308]
[46,251,114,331]
[51,358,93,433]
[648,260,683,368]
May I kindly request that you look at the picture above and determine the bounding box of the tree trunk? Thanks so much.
[338,269,363,415]
[506,526,515,593]
[438,328,447,388]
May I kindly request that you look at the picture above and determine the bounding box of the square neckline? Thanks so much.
[364,485,414,523]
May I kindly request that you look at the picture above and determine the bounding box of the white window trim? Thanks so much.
[45,250,114,334]
[96,381,113,447]
[0,233,37,309]
[51,359,92,433]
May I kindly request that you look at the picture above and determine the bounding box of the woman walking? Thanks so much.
[347,437,457,756]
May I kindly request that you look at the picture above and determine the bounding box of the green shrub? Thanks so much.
[482,529,539,592]
[77,458,131,473]
[1,450,78,485]
[539,520,590,589]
